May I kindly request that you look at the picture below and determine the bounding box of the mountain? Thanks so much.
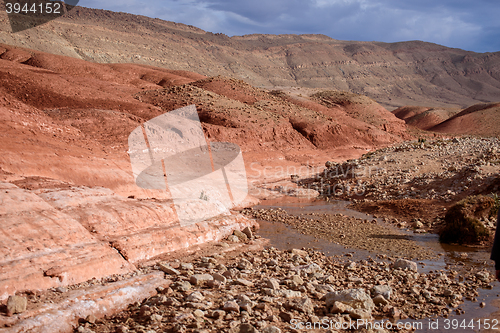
[1,6,499,109]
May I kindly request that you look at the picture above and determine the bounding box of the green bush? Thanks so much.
[439,195,493,244]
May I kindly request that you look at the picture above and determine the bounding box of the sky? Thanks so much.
[79,0,500,53]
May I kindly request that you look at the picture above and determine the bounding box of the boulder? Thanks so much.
[324,289,374,312]
[393,259,418,272]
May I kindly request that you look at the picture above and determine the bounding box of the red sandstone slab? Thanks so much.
[37,185,258,263]
[111,214,258,263]
[0,183,134,301]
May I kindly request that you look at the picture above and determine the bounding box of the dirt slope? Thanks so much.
[393,106,462,130]
[1,7,499,108]
[430,103,500,136]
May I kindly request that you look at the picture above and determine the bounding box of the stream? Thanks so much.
[254,198,500,332]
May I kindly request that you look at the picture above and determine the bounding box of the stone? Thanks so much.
[180,263,194,270]
[212,273,227,283]
[330,301,353,314]
[158,263,181,276]
[413,221,424,229]
[116,325,129,333]
[7,295,27,315]
[291,249,308,257]
[232,323,259,333]
[85,314,97,324]
[264,278,280,290]
[173,281,192,292]
[266,315,279,322]
[210,309,226,319]
[373,295,389,306]
[241,227,253,239]
[290,275,304,286]
[293,263,321,274]
[186,291,204,302]
[476,271,490,282]
[223,301,240,313]
[235,279,254,287]
[190,274,214,286]
[150,314,163,322]
[140,305,151,317]
[193,309,205,318]
[207,280,223,289]
[345,261,357,270]
[393,259,418,272]
[284,297,314,314]
[314,284,334,294]
[279,311,293,323]
[227,235,240,243]
[266,259,279,266]
[371,285,393,300]
[262,326,282,333]
[233,230,248,242]
[223,268,239,279]
[237,259,253,270]
[324,289,375,312]
[239,301,254,312]
[349,309,372,320]
[389,307,401,318]
[279,289,302,298]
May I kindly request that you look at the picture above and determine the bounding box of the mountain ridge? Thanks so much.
[0,6,499,109]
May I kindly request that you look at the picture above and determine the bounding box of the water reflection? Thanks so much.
[254,199,500,332]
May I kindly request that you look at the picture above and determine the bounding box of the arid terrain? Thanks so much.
[0,6,500,333]
[1,6,500,109]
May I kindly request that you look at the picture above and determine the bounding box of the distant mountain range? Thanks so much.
[0,6,499,109]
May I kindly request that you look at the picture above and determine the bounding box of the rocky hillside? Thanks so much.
[0,6,499,109]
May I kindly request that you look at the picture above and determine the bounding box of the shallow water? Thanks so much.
[254,198,500,332]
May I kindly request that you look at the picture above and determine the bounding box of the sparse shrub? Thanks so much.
[439,195,493,244]
[491,193,500,218]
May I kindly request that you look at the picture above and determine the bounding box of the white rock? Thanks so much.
[324,289,375,312]
[393,259,418,272]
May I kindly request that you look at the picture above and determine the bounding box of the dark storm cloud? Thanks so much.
[80,0,500,52]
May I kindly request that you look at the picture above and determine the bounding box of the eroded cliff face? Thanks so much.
[1,7,499,109]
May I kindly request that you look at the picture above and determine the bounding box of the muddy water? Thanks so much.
[255,198,500,332]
